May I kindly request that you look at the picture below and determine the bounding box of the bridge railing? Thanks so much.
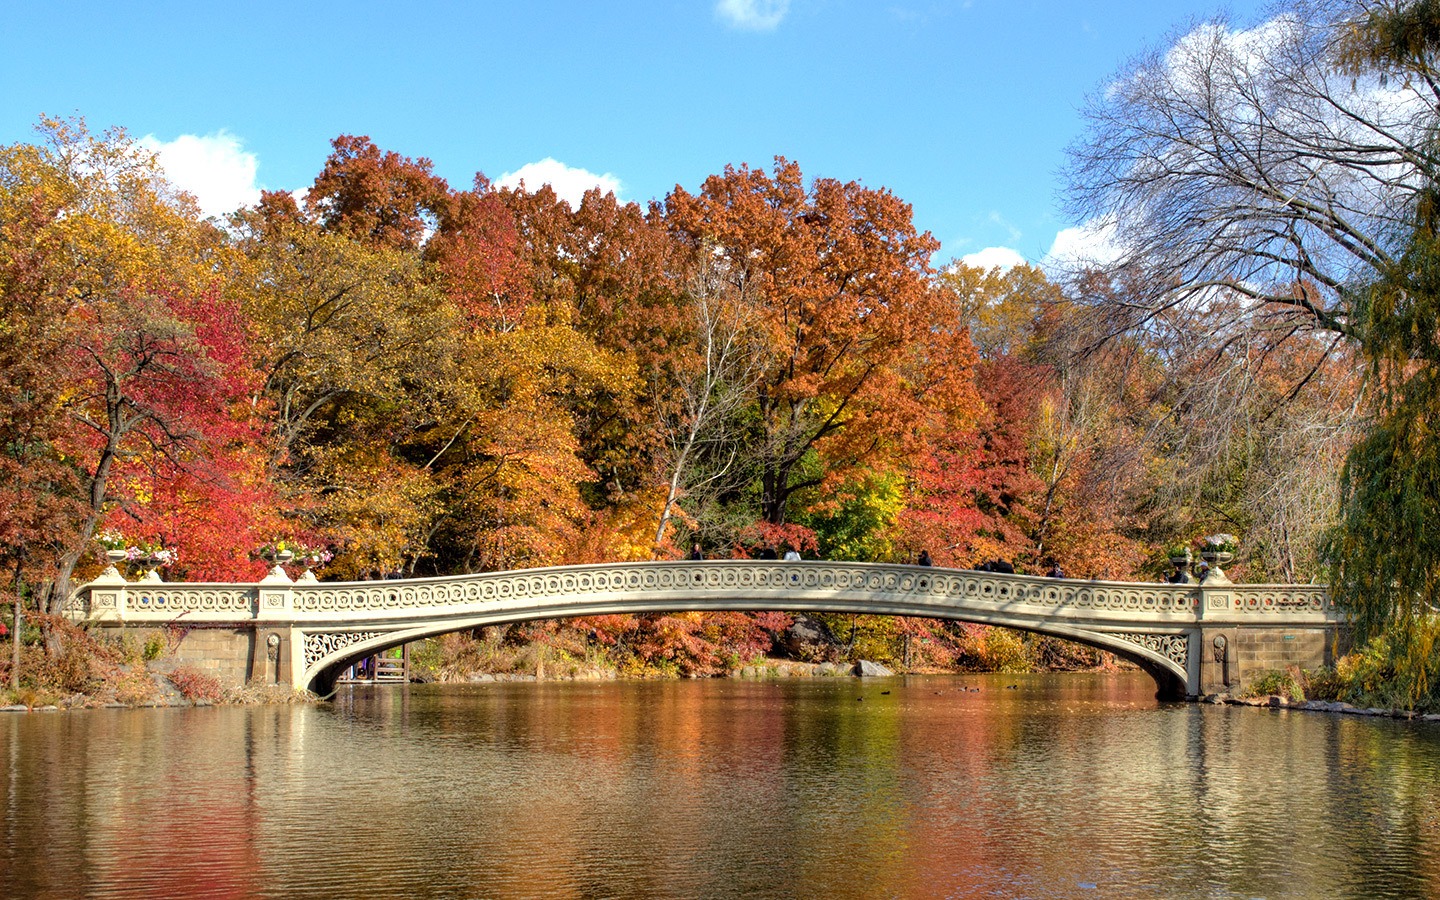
[67,560,1338,627]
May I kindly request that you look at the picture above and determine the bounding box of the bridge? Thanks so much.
[67,560,1343,699]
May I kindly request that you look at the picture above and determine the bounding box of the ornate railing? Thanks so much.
[70,561,1337,625]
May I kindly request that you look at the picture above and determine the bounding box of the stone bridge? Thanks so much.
[68,560,1344,699]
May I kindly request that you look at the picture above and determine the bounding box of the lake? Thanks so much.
[1,673,1437,898]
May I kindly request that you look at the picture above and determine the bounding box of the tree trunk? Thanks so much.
[49,428,120,614]
[10,566,21,692]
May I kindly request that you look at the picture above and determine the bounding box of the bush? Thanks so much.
[1302,666,1344,701]
[142,631,167,661]
[1331,631,1439,712]
[168,666,222,703]
[1242,667,1305,703]
[970,627,1034,673]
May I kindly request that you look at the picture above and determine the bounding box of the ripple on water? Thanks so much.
[0,676,1436,899]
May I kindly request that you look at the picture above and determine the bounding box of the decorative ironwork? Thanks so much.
[1113,632,1190,668]
[304,631,385,669]
[71,563,1338,632]
[280,563,1216,616]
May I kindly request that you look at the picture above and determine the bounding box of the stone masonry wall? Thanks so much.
[1234,628,1333,687]
[136,626,255,686]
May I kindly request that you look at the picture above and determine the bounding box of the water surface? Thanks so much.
[2,673,1436,898]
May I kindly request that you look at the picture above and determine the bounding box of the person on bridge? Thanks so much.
[689,543,704,561]
[757,545,778,560]
[783,547,802,561]
[917,550,933,566]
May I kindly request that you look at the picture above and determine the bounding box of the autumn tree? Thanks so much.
[665,159,941,528]
[1323,0,1440,703]
[308,135,452,252]
[0,119,278,610]
[651,247,768,551]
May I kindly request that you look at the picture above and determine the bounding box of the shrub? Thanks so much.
[142,632,167,661]
[1242,668,1304,702]
[169,666,222,703]
[1302,666,1344,701]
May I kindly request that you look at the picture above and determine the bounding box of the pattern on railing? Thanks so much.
[73,563,1338,628]
[1228,587,1331,613]
[127,588,254,614]
[284,563,1210,615]
[1113,632,1190,668]
[304,631,385,669]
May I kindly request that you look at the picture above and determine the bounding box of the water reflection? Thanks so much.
[1,674,1436,898]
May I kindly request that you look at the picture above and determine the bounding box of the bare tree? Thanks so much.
[652,250,767,550]
[1065,0,1437,339]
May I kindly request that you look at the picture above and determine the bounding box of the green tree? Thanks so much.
[1326,1,1440,705]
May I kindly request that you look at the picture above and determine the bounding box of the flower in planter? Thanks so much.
[295,544,334,568]
[255,540,296,561]
[124,540,178,566]
[1203,534,1238,555]
[95,529,128,551]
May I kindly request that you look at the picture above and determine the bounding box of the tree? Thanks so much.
[665,158,940,526]
[1065,0,1431,341]
[0,119,273,612]
[1323,0,1440,702]
[651,248,767,551]
[307,135,451,252]
[1067,0,1440,696]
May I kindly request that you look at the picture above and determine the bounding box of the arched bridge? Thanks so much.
[69,560,1343,699]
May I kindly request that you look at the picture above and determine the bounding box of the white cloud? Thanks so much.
[495,158,623,208]
[1044,219,1122,272]
[139,131,260,219]
[961,246,1027,271]
[716,0,789,31]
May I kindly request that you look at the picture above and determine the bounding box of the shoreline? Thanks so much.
[6,668,1439,723]
[1204,692,1440,722]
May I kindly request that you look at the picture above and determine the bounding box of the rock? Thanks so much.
[1423,714,1440,722]
[467,674,494,683]
[34,705,59,712]
[783,615,838,660]
[1,705,27,712]
[853,660,894,677]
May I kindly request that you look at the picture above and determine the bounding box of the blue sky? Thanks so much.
[1,0,1267,268]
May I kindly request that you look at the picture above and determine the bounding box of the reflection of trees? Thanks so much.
[4,681,1439,896]
[1,709,265,895]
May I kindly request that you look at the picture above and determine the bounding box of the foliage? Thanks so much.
[168,666,223,703]
[3,111,1418,694]
[1333,624,1440,711]
[1320,0,1440,704]
[1242,668,1307,703]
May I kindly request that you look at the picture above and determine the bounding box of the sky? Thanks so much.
[1,0,1270,270]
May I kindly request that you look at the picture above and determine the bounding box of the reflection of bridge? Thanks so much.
[70,561,1343,698]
